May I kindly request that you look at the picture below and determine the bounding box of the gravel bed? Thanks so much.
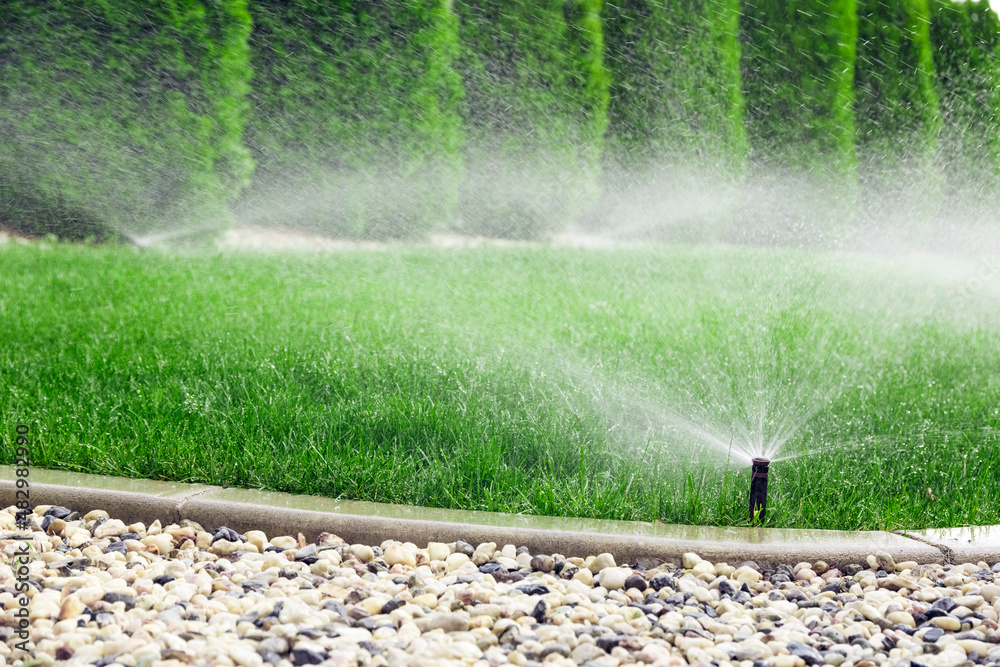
[2,505,1000,667]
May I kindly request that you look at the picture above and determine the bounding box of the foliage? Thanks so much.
[741,0,859,175]
[853,0,942,226]
[739,0,859,241]
[240,0,464,240]
[598,0,747,241]
[928,0,1000,221]
[0,0,252,242]
[451,0,609,239]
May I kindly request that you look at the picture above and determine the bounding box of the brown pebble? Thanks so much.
[162,650,197,664]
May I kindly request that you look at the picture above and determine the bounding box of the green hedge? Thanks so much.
[240,0,463,240]
[854,0,942,225]
[452,0,609,239]
[599,0,746,240]
[739,0,859,241]
[0,0,253,242]
[929,0,1000,221]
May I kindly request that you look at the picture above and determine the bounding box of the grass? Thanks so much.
[1,239,998,531]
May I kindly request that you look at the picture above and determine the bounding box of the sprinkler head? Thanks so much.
[749,457,770,522]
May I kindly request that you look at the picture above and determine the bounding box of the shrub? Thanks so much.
[598,0,747,241]
[240,0,464,240]
[0,0,253,243]
[739,0,859,243]
[853,0,942,228]
[928,0,1000,223]
[452,0,609,239]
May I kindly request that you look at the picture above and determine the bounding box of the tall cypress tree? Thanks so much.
[929,0,1000,223]
[739,0,859,242]
[598,0,747,241]
[452,0,609,239]
[0,0,253,242]
[854,0,942,227]
[241,1,464,239]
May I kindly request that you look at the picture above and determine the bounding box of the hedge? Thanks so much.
[599,0,746,240]
[739,0,859,241]
[0,0,253,242]
[854,0,942,226]
[452,0,609,239]
[241,0,464,240]
[928,0,1000,222]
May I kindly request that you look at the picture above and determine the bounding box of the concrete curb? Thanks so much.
[3,467,995,568]
[896,526,1000,565]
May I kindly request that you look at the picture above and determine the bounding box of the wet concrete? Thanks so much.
[0,466,957,567]
[189,486,943,567]
[898,525,1000,564]
[0,465,218,527]
[0,466,217,498]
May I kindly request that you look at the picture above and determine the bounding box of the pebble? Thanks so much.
[875,550,896,572]
[445,552,470,572]
[349,543,374,563]
[420,612,470,633]
[683,551,703,568]
[588,552,616,573]
[93,518,128,538]
[598,566,629,591]
[530,554,555,572]
[788,640,825,665]
[5,505,1000,667]
[472,541,496,565]
[427,541,450,562]
[931,615,962,631]
[383,543,415,568]
[624,573,647,591]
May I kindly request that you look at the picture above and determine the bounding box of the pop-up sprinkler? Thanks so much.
[749,457,770,522]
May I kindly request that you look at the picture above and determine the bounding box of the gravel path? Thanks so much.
[2,505,1000,667]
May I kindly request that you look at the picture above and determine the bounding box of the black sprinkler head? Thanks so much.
[749,457,770,522]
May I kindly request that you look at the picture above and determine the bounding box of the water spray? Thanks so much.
[749,457,770,522]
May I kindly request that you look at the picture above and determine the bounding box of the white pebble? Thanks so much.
[589,553,616,573]
[94,519,128,538]
[384,544,416,568]
[472,542,496,565]
[427,542,451,562]
[445,553,471,572]
[683,552,703,569]
[600,567,628,591]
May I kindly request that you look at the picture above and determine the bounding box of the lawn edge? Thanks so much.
[3,467,990,568]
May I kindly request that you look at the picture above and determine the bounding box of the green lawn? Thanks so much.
[1,240,998,530]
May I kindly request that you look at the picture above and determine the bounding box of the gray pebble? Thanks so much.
[423,613,469,633]
[540,644,570,658]
[290,647,327,665]
[530,555,555,572]
[257,637,289,655]
[788,640,825,665]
